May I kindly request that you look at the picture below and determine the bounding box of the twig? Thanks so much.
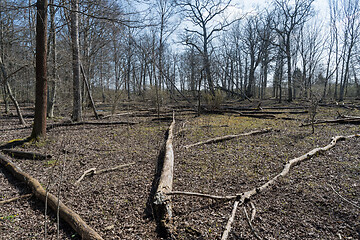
[74,162,136,185]
[221,200,239,240]
[0,193,33,205]
[329,184,360,209]
[243,206,262,240]
[74,168,96,185]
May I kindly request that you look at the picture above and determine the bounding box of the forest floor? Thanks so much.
[0,99,359,240]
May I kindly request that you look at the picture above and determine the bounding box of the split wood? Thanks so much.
[2,149,52,160]
[184,128,272,149]
[0,193,33,205]
[167,134,359,239]
[0,154,103,240]
[74,162,136,185]
[153,113,176,238]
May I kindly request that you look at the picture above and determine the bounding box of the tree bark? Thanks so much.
[153,113,175,238]
[31,0,48,139]
[71,0,82,122]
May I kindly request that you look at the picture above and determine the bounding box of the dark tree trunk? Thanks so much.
[31,0,48,139]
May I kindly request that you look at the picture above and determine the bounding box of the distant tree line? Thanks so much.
[1,0,360,120]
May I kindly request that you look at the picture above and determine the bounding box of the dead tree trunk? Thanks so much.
[153,113,175,238]
[0,56,26,125]
[80,62,99,119]
[0,154,103,240]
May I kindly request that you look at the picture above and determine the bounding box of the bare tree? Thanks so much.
[71,0,82,121]
[271,0,315,101]
[177,0,239,96]
[31,0,48,139]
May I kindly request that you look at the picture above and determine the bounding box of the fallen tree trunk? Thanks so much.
[2,149,52,160]
[184,128,272,149]
[153,113,176,238]
[47,120,139,130]
[300,118,360,127]
[0,154,103,240]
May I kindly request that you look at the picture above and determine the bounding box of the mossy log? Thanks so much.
[0,154,103,240]
[153,113,176,238]
[2,149,51,160]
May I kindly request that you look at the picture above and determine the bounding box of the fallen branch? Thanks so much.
[0,193,33,205]
[2,149,52,160]
[221,200,240,240]
[168,134,360,239]
[184,128,272,149]
[0,154,103,240]
[300,118,360,127]
[153,112,176,238]
[243,206,262,240]
[47,121,139,130]
[166,191,235,200]
[74,163,136,185]
[329,184,360,209]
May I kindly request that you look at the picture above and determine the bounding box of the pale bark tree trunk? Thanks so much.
[31,0,48,139]
[47,0,56,118]
[0,56,26,125]
[71,0,82,121]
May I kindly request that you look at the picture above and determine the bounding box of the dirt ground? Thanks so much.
[0,100,359,239]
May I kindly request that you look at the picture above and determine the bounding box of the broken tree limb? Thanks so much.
[329,184,360,209]
[300,118,360,127]
[0,154,103,240]
[2,149,52,160]
[0,193,33,205]
[153,113,176,238]
[221,134,360,239]
[184,128,272,149]
[243,206,262,240]
[166,191,235,200]
[74,162,136,185]
[47,120,139,130]
[221,200,240,240]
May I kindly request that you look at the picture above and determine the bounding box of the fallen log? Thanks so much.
[153,113,176,238]
[47,120,139,130]
[0,193,33,205]
[300,118,360,127]
[2,149,52,160]
[74,162,136,185]
[0,154,103,240]
[184,128,272,149]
